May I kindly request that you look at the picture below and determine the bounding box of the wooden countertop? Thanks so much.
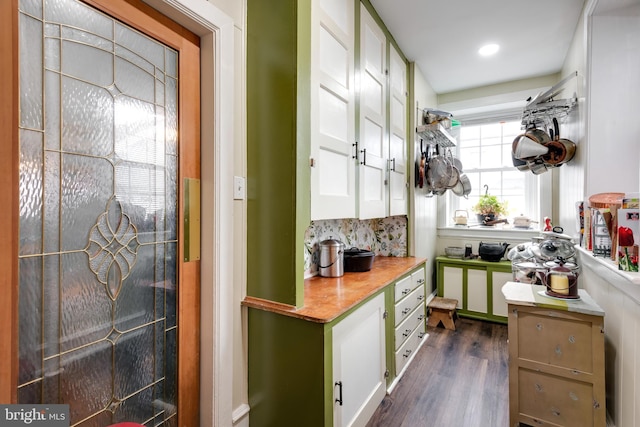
[243,256,427,324]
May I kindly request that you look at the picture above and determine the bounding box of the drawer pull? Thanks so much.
[417,295,424,301]
[418,315,425,321]
[402,329,412,337]
[569,392,578,401]
[536,323,543,331]
[417,279,424,284]
[550,407,561,417]
[402,288,410,295]
[418,332,426,339]
[568,335,576,344]
[402,308,411,315]
[403,349,412,358]
[555,345,562,355]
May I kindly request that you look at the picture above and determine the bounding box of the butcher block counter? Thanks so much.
[243,256,427,323]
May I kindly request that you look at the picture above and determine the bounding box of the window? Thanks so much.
[444,118,550,226]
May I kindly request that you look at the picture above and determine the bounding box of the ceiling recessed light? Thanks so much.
[478,43,500,56]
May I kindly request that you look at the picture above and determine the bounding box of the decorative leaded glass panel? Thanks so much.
[18,0,180,424]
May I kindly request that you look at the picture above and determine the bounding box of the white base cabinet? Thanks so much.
[333,292,386,427]
[436,257,512,323]
[393,266,427,377]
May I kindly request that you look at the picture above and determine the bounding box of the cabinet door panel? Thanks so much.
[388,45,407,216]
[311,0,355,220]
[442,266,463,309]
[359,4,387,219]
[491,271,512,317]
[333,293,386,427]
[467,268,487,313]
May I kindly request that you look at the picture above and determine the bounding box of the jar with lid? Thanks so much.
[540,258,580,299]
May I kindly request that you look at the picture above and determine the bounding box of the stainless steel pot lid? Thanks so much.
[539,238,576,260]
[319,238,344,248]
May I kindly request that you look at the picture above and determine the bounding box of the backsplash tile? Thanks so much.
[304,216,408,276]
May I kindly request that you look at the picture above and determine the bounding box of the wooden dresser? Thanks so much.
[502,282,606,427]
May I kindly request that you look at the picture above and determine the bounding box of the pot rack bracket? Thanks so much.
[416,108,456,148]
[521,71,578,128]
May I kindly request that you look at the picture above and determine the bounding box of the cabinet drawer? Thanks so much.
[394,275,413,302]
[395,321,426,374]
[518,368,594,427]
[517,310,593,372]
[411,267,425,292]
[395,285,425,326]
[394,304,425,350]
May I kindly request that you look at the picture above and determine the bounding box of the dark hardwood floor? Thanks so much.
[367,317,509,427]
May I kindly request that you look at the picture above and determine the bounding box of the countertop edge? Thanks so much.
[242,256,427,324]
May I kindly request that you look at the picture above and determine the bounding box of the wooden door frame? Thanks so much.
[0,0,237,425]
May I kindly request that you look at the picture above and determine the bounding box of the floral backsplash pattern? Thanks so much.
[304,216,408,276]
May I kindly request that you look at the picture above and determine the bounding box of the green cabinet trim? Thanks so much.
[436,256,512,324]
[247,262,426,427]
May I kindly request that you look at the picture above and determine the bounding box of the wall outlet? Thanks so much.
[233,176,246,200]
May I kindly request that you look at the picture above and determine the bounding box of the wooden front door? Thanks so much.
[1,0,201,425]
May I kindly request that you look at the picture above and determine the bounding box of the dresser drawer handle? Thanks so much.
[402,288,410,295]
[417,295,424,301]
[403,349,412,358]
[401,308,411,315]
[402,329,412,337]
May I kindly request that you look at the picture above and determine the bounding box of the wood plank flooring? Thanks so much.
[367,318,509,427]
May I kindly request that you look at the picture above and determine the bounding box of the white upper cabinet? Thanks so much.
[388,44,407,216]
[358,4,388,220]
[310,0,357,220]
[310,1,408,221]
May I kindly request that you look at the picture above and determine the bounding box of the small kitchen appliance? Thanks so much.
[318,238,345,277]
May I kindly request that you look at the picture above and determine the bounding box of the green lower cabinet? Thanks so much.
[436,256,512,323]
[247,291,389,427]
[247,263,429,427]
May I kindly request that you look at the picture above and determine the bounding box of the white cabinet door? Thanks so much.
[310,0,356,220]
[388,44,407,216]
[358,4,387,219]
[491,271,512,317]
[333,292,386,427]
[467,268,488,313]
[442,266,463,309]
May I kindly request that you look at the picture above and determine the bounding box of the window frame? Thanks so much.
[437,114,552,230]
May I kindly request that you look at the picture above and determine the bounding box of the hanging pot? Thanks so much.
[543,118,576,166]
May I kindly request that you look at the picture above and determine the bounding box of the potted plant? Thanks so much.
[473,185,508,223]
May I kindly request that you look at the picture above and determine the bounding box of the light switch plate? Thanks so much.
[233,176,245,200]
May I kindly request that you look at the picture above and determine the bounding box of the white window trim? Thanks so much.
[437,114,553,232]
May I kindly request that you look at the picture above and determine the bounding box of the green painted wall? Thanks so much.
[246,0,310,306]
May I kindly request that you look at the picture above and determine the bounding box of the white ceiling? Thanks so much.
[370,0,586,94]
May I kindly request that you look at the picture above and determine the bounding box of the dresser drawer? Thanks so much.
[394,304,425,350]
[394,285,425,326]
[518,368,594,427]
[394,275,413,302]
[517,310,593,373]
[395,321,426,374]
